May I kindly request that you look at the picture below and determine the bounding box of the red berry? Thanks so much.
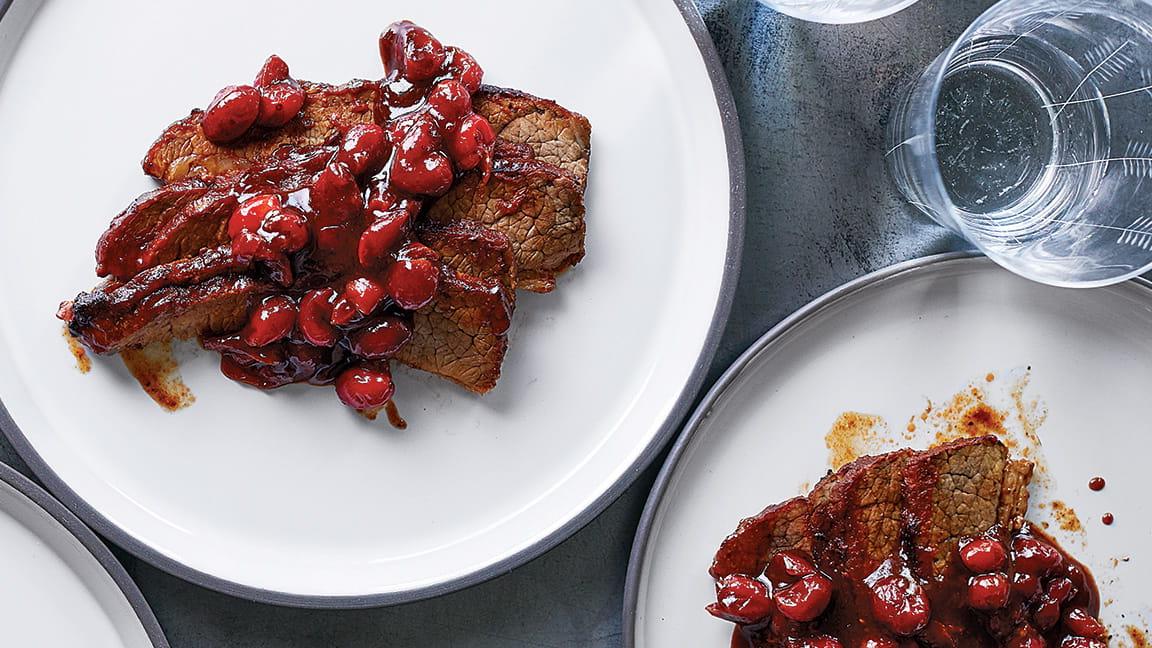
[765,551,818,585]
[241,295,297,347]
[366,181,402,212]
[967,573,1010,610]
[298,288,338,347]
[861,639,900,648]
[358,209,411,266]
[426,79,472,122]
[1033,598,1062,631]
[773,573,833,622]
[385,258,440,311]
[705,574,774,625]
[1012,572,1042,599]
[229,195,281,238]
[1060,639,1105,648]
[445,46,484,93]
[310,162,362,226]
[349,316,412,359]
[329,296,359,327]
[1046,577,1077,604]
[869,575,931,636]
[255,79,305,128]
[262,207,310,253]
[1013,537,1063,576]
[343,277,387,316]
[379,22,446,82]
[1063,609,1106,639]
[446,113,495,172]
[338,123,389,177]
[335,363,395,411]
[202,85,261,144]
[254,54,290,87]
[960,537,1008,573]
[391,150,454,196]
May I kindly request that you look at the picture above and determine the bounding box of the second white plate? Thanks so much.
[626,255,1152,646]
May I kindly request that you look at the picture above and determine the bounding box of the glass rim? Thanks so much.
[919,0,1152,287]
[762,0,924,24]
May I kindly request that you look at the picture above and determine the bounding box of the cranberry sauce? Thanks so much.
[710,525,1103,648]
[199,21,495,412]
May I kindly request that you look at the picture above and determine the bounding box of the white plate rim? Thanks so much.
[0,460,170,646]
[0,0,746,608]
[621,251,1152,645]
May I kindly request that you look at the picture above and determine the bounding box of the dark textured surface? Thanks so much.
[0,1,999,645]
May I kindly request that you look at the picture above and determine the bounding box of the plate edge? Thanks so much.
[0,462,170,647]
[0,0,747,608]
[621,252,1152,645]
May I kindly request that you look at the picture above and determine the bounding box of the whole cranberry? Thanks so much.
[311,162,362,227]
[343,277,387,316]
[380,21,446,82]
[447,113,496,172]
[349,316,413,359]
[241,295,297,347]
[1063,609,1106,640]
[229,194,281,238]
[254,54,290,87]
[705,574,774,625]
[366,181,402,212]
[329,296,359,327]
[445,46,484,93]
[335,363,395,411]
[1045,577,1077,604]
[427,79,472,122]
[959,537,1008,573]
[1012,572,1042,600]
[869,574,931,636]
[262,207,310,253]
[967,573,1010,610]
[391,149,454,196]
[1060,639,1105,648]
[255,79,305,128]
[1033,598,1062,631]
[202,85,261,144]
[765,551,818,586]
[385,258,440,311]
[773,573,834,623]
[1007,626,1047,648]
[338,124,389,177]
[861,638,900,648]
[359,209,411,266]
[1012,537,1063,576]
[298,288,339,347]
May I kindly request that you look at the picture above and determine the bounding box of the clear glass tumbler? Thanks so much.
[757,0,922,24]
[887,0,1152,287]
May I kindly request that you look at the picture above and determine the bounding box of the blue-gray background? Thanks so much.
[0,0,995,644]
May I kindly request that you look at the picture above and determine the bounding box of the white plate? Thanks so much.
[0,0,742,604]
[0,462,167,647]
[626,254,1152,646]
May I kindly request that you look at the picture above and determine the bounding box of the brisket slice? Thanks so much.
[95,180,210,279]
[142,82,590,190]
[711,437,1033,584]
[142,80,380,184]
[425,158,585,293]
[473,86,592,188]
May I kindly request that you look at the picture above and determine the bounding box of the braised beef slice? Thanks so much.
[417,221,517,295]
[474,85,592,187]
[425,158,585,293]
[901,436,1016,579]
[96,180,210,278]
[710,498,813,580]
[142,80,380,183]
[712,437,1034,584]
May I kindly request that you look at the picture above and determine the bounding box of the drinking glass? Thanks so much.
[888,0,1152,287]
[757,0,922,24]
